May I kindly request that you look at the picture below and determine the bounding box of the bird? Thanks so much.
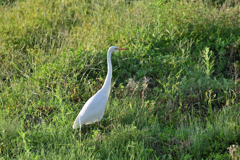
[73,46,128,132]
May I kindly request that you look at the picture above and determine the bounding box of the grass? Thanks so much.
[1,0,240,159]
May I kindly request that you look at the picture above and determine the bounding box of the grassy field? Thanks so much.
[1,0,240,159]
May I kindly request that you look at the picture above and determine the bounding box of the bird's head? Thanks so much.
[108,46,128,54]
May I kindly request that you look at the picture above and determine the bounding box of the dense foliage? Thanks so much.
[1,0,240,159]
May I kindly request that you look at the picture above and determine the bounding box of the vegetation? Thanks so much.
[1,0,240,159]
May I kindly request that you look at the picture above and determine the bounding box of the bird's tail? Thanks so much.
[73,121,78,129]
[73,117,80,129]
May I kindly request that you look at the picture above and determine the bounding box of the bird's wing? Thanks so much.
[73,90,108,128]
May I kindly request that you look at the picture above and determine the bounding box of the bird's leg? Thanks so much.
[79,126,82,137]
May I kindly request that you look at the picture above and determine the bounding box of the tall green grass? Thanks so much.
[1,0,240,159]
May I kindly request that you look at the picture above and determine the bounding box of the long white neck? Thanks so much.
[101,50,112,97]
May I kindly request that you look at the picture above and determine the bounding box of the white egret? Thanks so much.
[73,46,128,131]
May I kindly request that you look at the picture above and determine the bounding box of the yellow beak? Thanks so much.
[117,47,128,50]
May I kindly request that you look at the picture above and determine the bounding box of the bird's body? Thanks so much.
[73,89,108,128]
[73,46,128,130]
